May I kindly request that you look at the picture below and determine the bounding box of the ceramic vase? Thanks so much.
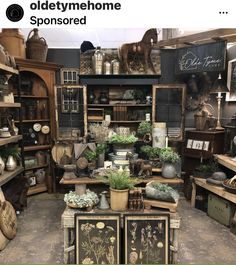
[162,162,176,179]
[6,155,17,171]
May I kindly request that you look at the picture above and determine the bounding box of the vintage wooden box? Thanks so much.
[207,193,235,226]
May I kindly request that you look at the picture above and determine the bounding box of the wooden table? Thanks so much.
[60,176,183,194]
[214,154,236,172]
[61,206,181,264]
[191,177,236,208]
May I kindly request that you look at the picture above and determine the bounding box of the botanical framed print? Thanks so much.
[187,139,193,149]
[75,213,120,264]
[124,214,170,264]
[203,141,210,151]
[226,58,236,101]
[192,140,204,150]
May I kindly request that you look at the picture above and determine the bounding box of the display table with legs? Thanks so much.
[61,207,181,264]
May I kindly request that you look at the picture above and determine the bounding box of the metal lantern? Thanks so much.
[224,113,236,158]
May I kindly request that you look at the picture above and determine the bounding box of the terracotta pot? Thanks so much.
[110,187,129,211]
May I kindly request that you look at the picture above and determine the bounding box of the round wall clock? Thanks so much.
[41,125,50,134]
[33,123,42,132]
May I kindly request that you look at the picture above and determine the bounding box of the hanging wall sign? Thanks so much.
[175,41,226,74]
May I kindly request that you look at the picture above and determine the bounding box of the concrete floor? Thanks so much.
[0,194,236,264]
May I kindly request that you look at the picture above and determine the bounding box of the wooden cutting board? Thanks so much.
[0,201,17,239]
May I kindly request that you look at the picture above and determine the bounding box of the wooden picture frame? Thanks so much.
[152,84,186,141]
[124,214,170,264]
[75,213,120,264]
[226,58,236,101]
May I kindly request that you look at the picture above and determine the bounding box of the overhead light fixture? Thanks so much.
[210,73,229,130]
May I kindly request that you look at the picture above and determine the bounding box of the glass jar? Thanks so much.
[93,46,104,74]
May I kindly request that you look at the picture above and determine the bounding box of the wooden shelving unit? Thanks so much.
[15,58,61,194]
[0,63,24,207]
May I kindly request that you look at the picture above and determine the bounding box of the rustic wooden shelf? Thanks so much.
[14,95,49,99]
[0,166,24,187]
[15,119,50,123]
[27,183,47,196]
[0,135,22,146]
[191,177,236,207]
[60,176,183,185]
[88,104,151,107]
[25,164,48,171]
[214,154,236,172]
[24,145,51,152]
[0,63,19,75]
[110,120,144,123]
[0,102,21,108]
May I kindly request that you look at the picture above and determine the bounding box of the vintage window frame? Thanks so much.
[74,213,121,264]
[152,84,186,141]
[226,58,236,102]
[124,213,170,264]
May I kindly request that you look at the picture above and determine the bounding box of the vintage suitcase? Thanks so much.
[208,193,235,226]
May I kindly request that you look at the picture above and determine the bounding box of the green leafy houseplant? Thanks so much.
[140,145,160,159]
[0,145,21,160]
[98,170,137,190]
[109,134,138,144]
[84,150,97,162]
[96,143,107,155]
[159,147,180,164]
[137,121,152,137]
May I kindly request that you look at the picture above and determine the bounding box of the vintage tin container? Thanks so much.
[208,193,234,226]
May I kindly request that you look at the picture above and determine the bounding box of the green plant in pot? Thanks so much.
[137,121,152,142]
[140,145,161,167]
[0,145,20,172]
[84,150,97,171]
[159,147,181,178]
[109,134,138,153]
[194,161,219,178]
[98,169,137,211]
[96,143,108,168]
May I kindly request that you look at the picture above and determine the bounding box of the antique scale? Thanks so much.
[224,113,236,161]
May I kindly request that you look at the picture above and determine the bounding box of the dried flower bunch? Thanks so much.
[89,122,110,143]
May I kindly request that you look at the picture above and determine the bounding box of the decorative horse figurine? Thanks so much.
[119,28,159,74]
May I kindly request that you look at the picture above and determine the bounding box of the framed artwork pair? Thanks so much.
[74,213,170,264]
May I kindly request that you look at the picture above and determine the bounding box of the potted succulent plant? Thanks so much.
[98,169,137,211]
[159,147,181,178]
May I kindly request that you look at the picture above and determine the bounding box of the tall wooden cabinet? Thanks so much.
[15,58,61,194]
